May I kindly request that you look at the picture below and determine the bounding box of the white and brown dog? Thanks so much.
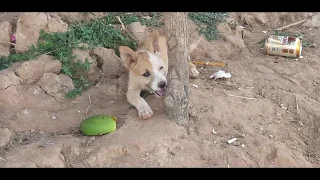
[119,29,200,120]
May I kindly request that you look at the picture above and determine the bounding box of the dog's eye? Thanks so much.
[142,71,150,77]
[159,66,163,70]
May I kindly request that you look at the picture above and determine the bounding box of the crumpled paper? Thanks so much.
[209,70,232,79]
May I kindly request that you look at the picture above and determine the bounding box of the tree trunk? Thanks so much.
[163,12,189,125]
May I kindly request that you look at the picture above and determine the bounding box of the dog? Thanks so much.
[119,29,200,120]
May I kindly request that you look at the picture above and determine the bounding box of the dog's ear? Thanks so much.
[146,29,161,53]
[119,46,138,69]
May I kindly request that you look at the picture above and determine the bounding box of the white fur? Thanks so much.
[147,52,167,91]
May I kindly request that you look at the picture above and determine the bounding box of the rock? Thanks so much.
[0,128,13,147]
[17,12,48,29]
[0,82,63,111]
[44,18,68,33]
[0,69,22,90]
[240,14,255,26]
[57,12,104,24]
[242,29,252,39]
[57,12,86,24]
[235,25,244,39]
[59,74,75,94]
[72,43,96,75]
[36,73,61,94]
[91,47,126,78]
[103,83,122,96]
[0,21,12,57]
[14,55,62,81]
[88,66,102,82]
[15,12,48,53]
[0,46,10,57]
[32,85,43,95]
[217,23,246,49]
[127,22,147,42]
[254,13,268,24]
[86,12,105,21]
[36,73,74,95]
[15,12,68,53]
[0,85,23,109]
[225,17,238,30]
[48,12,60,19]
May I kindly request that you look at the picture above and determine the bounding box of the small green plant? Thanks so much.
[188,12,226,41]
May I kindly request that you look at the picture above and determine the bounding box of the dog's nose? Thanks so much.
[158,81,166,89]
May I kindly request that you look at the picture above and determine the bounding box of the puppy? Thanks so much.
[119,29,200,120]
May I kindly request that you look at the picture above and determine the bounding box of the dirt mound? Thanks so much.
[1,12,320,167]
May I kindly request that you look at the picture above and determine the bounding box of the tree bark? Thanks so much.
[163,12,189,125]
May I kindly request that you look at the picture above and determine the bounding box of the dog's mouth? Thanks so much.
[155,89,166,97]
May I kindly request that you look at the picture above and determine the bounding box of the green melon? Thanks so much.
[80,114,117,136]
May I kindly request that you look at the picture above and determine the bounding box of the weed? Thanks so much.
[188,12,227,41]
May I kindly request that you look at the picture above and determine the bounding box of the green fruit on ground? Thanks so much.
[80,114,117,136]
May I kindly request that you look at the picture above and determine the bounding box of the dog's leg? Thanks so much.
[188,36,202,79]
[189,62,199,79]
[127,88,153,120]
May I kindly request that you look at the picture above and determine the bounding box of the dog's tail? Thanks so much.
[188,35,203,54]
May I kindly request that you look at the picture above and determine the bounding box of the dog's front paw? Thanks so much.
[137,105,153,120]
[190,67,200,79]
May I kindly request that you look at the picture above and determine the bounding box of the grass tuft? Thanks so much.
[188,12,226,41]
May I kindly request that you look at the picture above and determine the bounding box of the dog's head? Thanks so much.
[119,30,167,97]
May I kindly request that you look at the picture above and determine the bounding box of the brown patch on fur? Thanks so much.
[131,52,153,77]
[139,30,161,53]
[119,46,138,69]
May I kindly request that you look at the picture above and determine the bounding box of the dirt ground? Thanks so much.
[0,12,320,168]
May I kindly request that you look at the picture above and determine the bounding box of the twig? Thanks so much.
[85,94,99,117]
[0,156,6,162]
[116,16,126,31]
[85,94,92,117]
[275,19,309,31]
[227,94,257,100]
[39,50,57,58]
[295,95,299,117]
[0,41,28,49]
[20,78,37,94]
